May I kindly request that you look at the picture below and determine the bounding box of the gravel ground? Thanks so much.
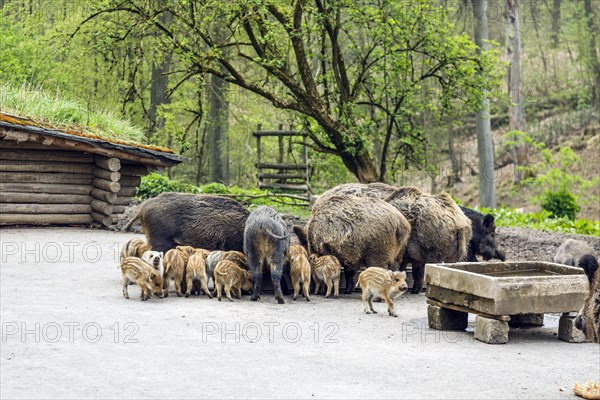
[0,227,598,399]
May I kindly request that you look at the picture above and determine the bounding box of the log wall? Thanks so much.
[0,141,149,226]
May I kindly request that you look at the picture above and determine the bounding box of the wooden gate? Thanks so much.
[253,124,310,197]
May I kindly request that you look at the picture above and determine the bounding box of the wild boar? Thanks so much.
[459,206,505,262]
[289,245,311,301]
[123,193,249,253]
[185,250,212,298]
[356,267,408,317]
[575,254,600,343]
[120,238,151,261]
[310,254,341,298]
[294,194,410,294]
[213,260,253,302]
[163,248,187,297]
[120,256,164,301]
[323,183,471,293]
[244,206,290,304]
[554,239,596,267]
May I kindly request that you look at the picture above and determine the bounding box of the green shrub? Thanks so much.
[479,207,599,236]
[540,190,580,220]
[136,173,199,200]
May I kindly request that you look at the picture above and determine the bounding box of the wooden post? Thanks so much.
[256,123,262,188]
[303,132,309,196]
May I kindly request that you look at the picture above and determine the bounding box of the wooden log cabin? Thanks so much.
[0,113,183,227]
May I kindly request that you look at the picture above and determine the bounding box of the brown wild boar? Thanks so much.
[185,250,212,298]
[356,267,408,317]
[163,248,187,297]
[206,250,248,280]
[322,183,471,293]
[289,245,311,301]
[575,254,600,343]
[120,256,164,301]
[213,260,253,302]
[120,238,151,261]
[310,254,341,299]
[294,195,410,293]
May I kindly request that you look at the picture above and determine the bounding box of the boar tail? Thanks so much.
[265,229,291,241]
[122,206,142,232]
[292,225,309,248]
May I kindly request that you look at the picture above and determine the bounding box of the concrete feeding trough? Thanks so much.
[424,262,589,344]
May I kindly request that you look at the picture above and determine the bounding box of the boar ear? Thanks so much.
[388,270,394,278]
[579,254,599,283]
[159,252,164,258]
[400,271,407,278]
[482,214,496,232]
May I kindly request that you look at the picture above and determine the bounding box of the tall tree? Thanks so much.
[78,0,500,183]
[207,24,229,183]
[471,0,496,207]
[506,0,527,184]
[148,8,172,139]
[550,0,561,48]
[584,0,600,108]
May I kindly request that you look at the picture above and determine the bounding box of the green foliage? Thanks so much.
[540,190,580,220]
[480,207,599,236]
[136,173,200,200]
[505,131,600,220]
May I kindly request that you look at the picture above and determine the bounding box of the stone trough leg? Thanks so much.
[558,313,586,343]
[474,315,509,344]
[427,305,468,330]
[508,313,544,328]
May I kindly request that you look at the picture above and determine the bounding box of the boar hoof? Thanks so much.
[334,295,338,299]
[185,293,190,298]
[306,297,310,302]
[276,297,285,304]
[251,294,260,301]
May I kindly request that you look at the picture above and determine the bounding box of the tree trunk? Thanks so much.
[585,0,600,108]
[207,24,229,183]
[551,0,561,48]
[507,0,527,184]
[472,0,497,208]
[148,9,173,139]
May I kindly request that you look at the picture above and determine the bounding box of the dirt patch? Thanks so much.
[497,226,600,262]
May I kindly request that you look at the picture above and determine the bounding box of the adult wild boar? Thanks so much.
[294,194,411,294]
[554,239,596,267]
[459,206,505,262]
[323,183,471,293]
[244,206,290,304]
[123,192,249,253]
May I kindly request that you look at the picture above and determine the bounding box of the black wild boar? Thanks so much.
[244,206,290,304]
[459,206,506,262]
[122,193,249,253]
[295,194,411,294]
